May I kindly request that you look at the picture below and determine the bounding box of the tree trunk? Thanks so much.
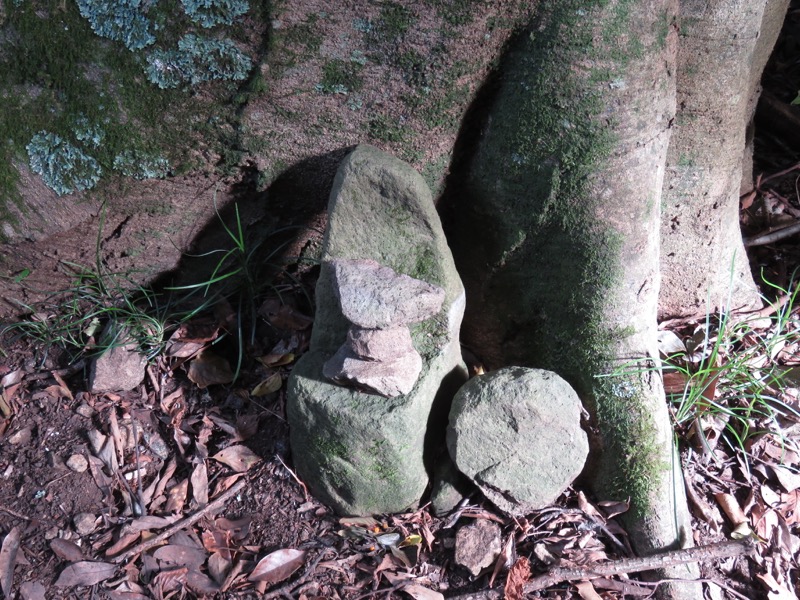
[659,0,788,318]
[446,1,699,597]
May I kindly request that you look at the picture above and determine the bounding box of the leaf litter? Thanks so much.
[1,219,800,598]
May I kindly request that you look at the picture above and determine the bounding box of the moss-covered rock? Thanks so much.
[287,145,466,515]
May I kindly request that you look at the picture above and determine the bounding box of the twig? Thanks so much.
[275,453,309,501]
[743,221,800,247]
[0,504,32,521]
[23,359,86,382]
[522,538,754,593]
[759,160,800,186]
[111,478,246,564]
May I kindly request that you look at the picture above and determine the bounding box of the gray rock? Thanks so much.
[454,519,502,576]
[288,144,467,515]
[447,367,589,516]
[332,258,445,328]
[89,321,148,393]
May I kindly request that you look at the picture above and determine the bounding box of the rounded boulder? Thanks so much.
[447,367,589,516]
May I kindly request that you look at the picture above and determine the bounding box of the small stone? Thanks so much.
[66,454,88,473]
[73,512,97,536]
[454,519,502,576]
[323,342,422,397]
[8,426,32,445]
[348,326,414,361]
[332,259,445,328]
[88,321,148,393]
[75,403,96,418]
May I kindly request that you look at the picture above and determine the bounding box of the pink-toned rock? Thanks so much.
[323,343,422,397]
[347,326,414,361]
[332,259,445,328]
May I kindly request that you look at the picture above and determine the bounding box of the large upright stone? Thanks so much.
[447,367,589,517]
[288,145,466,516]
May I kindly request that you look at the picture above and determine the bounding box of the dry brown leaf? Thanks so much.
[153,544,208,569]
[216,517,251,541]
[757,572,797,600]
[50,539,84,562]
[400,583,444,600]
[0,369,23,388]
[212,445,262,473]
[165,479,189,513]
[187,351,234,388]
[54,561,117,587]
[248,548,306,584]
[503,556,530,600]
[186,569,220,595]
[208,551,231,585]
[575,580,604,600]
[251,372,282,397]
[18,580,47,600]
[0,526,21,598]
[191,462,209,507]
[257,352,296,367]
[105,531,141,557]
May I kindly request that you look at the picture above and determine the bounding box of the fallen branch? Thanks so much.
[111,478,246,564]
[743,221,800,247]
[523,538,755,592]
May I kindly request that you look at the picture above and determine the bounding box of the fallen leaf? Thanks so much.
[504,556,530,600]
[575,580,604,600]
[165,479,189,513]
[191,462,209,506]
[248,548,306,584]
[212,445,262,473]
[757,572,797,600]
[50,539,84,562]
[0,526,21,598]
[54,561,117,587]
[18,580,47,600]
[187,351,234,388]
[153,544,207,569]
[257,353,296,367]
[401,583,444,600]
[0,369,23,388]
[251,372,282,396]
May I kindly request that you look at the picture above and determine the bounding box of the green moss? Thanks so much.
[367,114,409,143]
[459,0,671,514]
[317,59,363,94]
[377,2,415,40]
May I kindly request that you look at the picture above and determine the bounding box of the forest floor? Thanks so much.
[3,6,800,600]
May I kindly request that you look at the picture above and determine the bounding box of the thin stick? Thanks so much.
[743,221,800,247]
[523,538,754,592]
[759,161,800,186]
[111,479,246,564]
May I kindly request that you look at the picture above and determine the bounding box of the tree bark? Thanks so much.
[659,0,788,318]
[447,2,700,598]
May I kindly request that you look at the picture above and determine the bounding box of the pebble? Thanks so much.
[66,454,88,473]
[454,519,502,576]
[73,513,97,536]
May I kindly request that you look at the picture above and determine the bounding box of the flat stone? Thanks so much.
[448,367,589,516]
[454,519,502,576]
[332,259,445,328]
[323,338,422,397]
[347,325,414,361]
